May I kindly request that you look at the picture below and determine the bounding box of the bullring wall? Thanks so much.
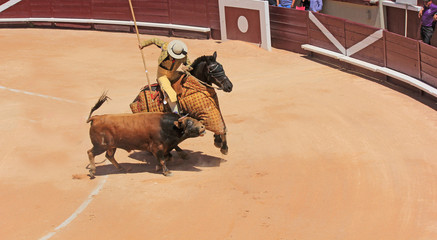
[269,6,437,93]
[0,0,220,39]
[1,0,436,98]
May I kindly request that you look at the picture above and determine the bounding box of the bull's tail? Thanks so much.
[86,91,111,123]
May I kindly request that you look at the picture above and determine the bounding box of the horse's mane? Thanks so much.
[190,55,215,69]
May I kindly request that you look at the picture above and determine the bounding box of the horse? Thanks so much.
[130,51,233,155]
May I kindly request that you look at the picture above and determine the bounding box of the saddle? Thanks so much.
[130,83,165,113]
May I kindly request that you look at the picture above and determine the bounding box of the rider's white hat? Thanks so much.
[167,40,188,59]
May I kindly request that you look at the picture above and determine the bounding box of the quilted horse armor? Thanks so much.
[130,74,226,135]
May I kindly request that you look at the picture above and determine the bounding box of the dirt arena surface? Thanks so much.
[1,28,437,240]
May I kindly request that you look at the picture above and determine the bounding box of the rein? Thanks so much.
[196,78,222,90]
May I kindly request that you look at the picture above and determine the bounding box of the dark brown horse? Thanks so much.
[130,51,233,155]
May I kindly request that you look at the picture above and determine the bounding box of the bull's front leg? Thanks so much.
[160,158,172,176]
[153,150,172,176]
[155,152,173,176]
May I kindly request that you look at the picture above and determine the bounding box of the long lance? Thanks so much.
[128,0,152,94]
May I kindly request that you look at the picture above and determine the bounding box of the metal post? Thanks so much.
[405,4,408,37]
[379,0,385,29]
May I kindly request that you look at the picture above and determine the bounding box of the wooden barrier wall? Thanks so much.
[269,7,308,54]
[52,1,92,19]
[0,0,219,39]
[309,13,345,54]
[345,21,384,67]
[385,31,421,79]
[0,0,28,17]
[270,8,437,92]
[1,2,436,91]
[420,42,437,88]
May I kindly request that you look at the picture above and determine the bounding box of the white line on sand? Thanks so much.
[0,85,78,104]
[39,176,108,240]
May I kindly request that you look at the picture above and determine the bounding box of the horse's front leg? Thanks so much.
[214,133,228,155]
[174,145,188,159]
[220,134,228,155]
[214,134,222,148]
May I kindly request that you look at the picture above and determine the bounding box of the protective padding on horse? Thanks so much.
[130,75,226,135]
[178,75,226,135]
[130,84,165,113]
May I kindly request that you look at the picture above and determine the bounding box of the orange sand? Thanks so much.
[1,28,437,240]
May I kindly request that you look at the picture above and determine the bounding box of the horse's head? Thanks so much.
[190,52,233,92]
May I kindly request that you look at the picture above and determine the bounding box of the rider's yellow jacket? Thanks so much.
[140,38,192,102]
[140,38,191,79]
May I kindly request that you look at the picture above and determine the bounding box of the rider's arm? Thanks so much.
[139,38,165,49]
[183,57,193,71]
[184,56,192,66]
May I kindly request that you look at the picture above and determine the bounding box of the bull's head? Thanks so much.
[174,116,206,138]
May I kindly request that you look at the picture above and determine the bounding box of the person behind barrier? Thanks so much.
[139,38,191,114]
[277,0,292,8]
[419,0,437,44]
[309,0,323,12]
[291,0,306,10]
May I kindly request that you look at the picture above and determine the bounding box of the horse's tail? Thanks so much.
[86,91,111,123]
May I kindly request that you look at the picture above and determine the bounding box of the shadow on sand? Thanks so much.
[94,150,226,177]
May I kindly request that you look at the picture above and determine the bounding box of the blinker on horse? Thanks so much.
[130,51,232,155]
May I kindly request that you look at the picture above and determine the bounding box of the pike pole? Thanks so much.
[128,0,152,94]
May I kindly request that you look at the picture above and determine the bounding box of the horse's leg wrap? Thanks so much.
[220,134,228,155]
[174,146,188,159]
[214,134,222,148]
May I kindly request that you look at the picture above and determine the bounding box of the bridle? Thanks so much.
[196,62,227,90]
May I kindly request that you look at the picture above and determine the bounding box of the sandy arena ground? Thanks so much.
[1,28,437,240]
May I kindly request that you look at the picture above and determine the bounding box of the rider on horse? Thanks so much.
[131,50,232,155]
[139,38,192,114]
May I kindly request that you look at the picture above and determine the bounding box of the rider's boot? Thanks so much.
[168,101,179,114]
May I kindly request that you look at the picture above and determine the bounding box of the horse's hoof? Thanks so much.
[220,147,228,155]
[214,135,222,148]
[163,171,173,177]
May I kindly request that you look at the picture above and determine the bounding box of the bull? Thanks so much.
[86,92,206,178]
